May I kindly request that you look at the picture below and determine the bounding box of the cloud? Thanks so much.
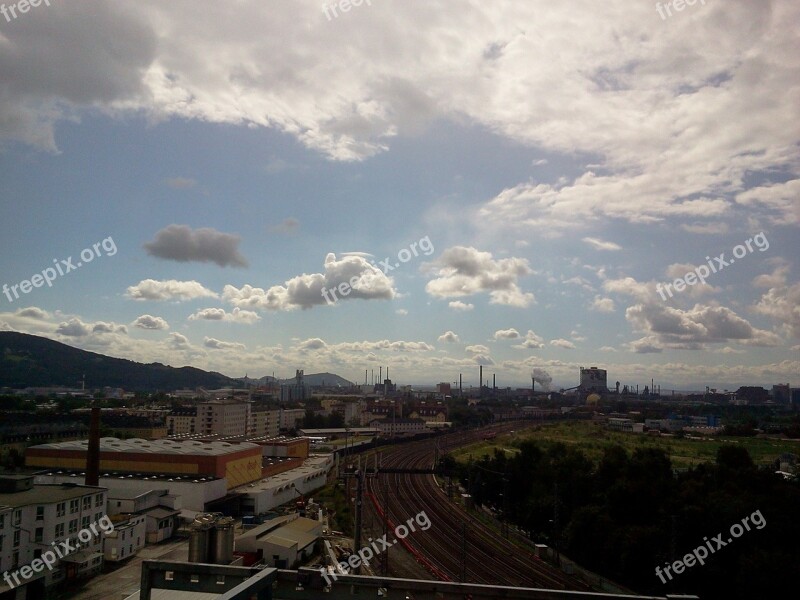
[599,346,617,352]
[204,337,246,351]
[223,253,394,311]
[188,307,261,324]
[465,344,490,354]
[752,282,800,338]
[627,337,664,354]
[425,246,534,307]
[132,315,170,330]
[531,158,548,166]
[448,301,474,311]
[681,222,730,235]
[494,328,520,340]
[16,307,50,320]
[735,179,800,226]
[438,331,460,343]
[582,237,622,252]
[165,177,197,189]
[56,318,91,337]
[144,225,248,268]
[395,309,408,316]
[126,279,218,301]
[590,296,616,313]
[752,264,790,289]
[92,322,128,334]
[626,302,782,347]
[512,330,546,349]
[473,354,495,366]
[550,338,576,349]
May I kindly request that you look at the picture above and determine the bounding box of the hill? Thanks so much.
[0,332,237,392]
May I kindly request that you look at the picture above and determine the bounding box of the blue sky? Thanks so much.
[0,0,798,390]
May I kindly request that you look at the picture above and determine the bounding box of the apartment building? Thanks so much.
[198,400,251,437]
[0,475,107,594]
[251,406,280,437]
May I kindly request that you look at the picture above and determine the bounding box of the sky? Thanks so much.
[0,0,798,391]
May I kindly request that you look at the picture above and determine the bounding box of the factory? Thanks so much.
[25,437,264,490]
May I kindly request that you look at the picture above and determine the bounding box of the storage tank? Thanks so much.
[211,516,235,564]
[188,518,212,563]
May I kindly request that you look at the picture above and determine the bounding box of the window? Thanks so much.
[12,551,18,568]
[36,506,44,521]
[81,516,90,529]
[57,502,66,517]
[33,549,41,560]
[13,530,20,547]
[95,512,102,523]
[34,527,43,543]
[55,523,64,538]
[0,534,4,551]
[70,499,79,514]
[0,514,4,528]
[95,493,103,508]
[69,519,78,534]
[82,496,91,510]
[13,510,20,526]
[165,571,174,581]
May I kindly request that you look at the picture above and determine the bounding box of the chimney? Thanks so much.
[479,365,483,398]
[85,406,101,487]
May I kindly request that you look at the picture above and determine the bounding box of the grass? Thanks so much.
[450,420,799,468]
[314,479,353,536]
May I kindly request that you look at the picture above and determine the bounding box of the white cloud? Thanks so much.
[204,337,246,351]
[465,344,490,354]
[188,307,261,324]
[144,225,248,268]
[448,301,474,311]
[126,279,218,302]
[599,346,617,352]
[512,330,546,349]
[582,237,622,252]
[752,282,800,338]
[15,307,50,320]
[550,338,576,349]
[438,331,461,343]
[223,253,394,311]
[55,318,91,337]
[494,328,520,340]
[590,296,616,313]
[132,315,169,330]
[395,309,408,316]
[425,246,534,307]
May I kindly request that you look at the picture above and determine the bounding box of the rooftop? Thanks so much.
[29,437,260,456]
[0,483,105,507]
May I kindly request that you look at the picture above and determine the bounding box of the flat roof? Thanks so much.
[0,483,105,508]
[37,471,220,484]
[29,437,260,456]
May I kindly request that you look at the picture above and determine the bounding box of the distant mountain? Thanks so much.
[237,372,355,387]
[0,332,237,392]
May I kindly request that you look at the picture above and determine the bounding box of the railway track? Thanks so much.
[360,423,590,590]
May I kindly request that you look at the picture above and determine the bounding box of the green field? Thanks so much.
[451,421,799,468]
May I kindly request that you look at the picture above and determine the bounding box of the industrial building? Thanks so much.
[25,438,264,490]
[579,366,609,393]
[235,513,322,568]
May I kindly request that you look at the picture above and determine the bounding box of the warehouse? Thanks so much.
[25,437,263,489]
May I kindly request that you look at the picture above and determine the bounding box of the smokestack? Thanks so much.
[379,367,382,384]
[493,373,496,390]
[86,406,101,487]
[479,365,483,398]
